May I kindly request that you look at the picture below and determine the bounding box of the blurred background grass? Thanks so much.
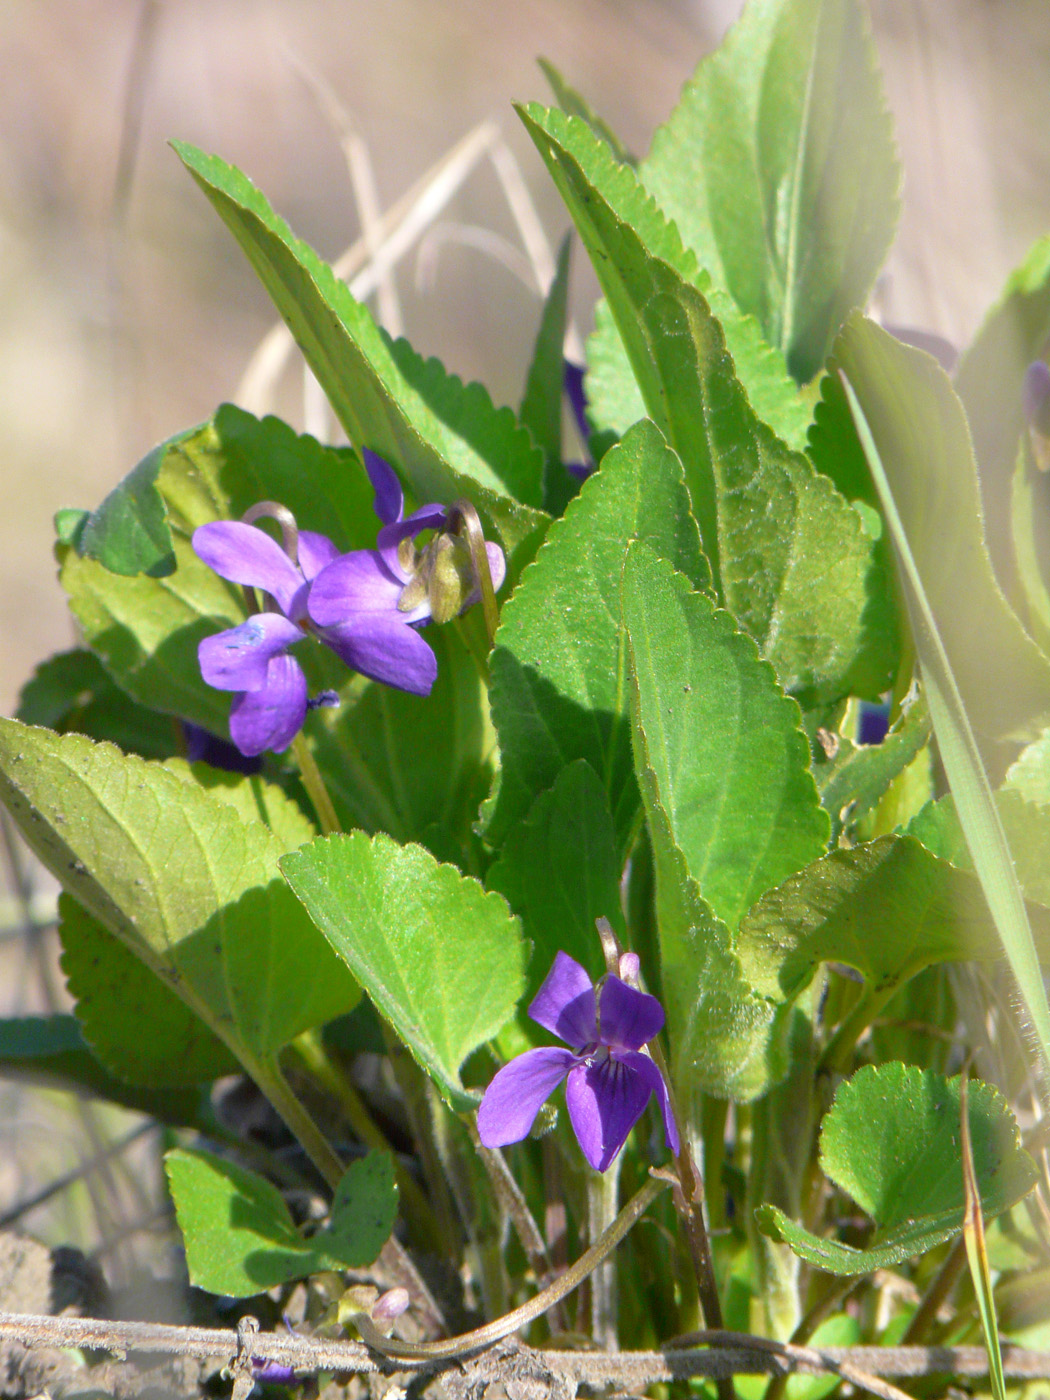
[1,0,1050,1283]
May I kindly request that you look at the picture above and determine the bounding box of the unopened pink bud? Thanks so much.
[618,952,640,984]
[372,1287,410,1323]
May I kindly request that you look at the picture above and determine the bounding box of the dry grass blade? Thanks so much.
[236,120,501,415]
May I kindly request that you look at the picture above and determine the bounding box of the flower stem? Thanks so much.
[352,1174,670,1363]
[647,1040,734,1400]
[449,498,499,646]
[287,1032,443,1253]
[291,731,341,836]
[588,1155,622,1349]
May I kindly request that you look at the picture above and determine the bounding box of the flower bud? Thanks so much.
[372,1287,410,1324]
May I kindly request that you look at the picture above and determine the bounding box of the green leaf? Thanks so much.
[641,0,900,382]
[487,759,624,993]
[1004,728,1050,807]
[159,757,317,852]
[166,1147,396,1297]
[60,406,380,734]
[839,325,1050,1076]
[737,834,1050,1011]
[757,1063,1037,1274]
[520,104,896,703]
[0,1014,210,1127]
[312,625,492,857]
[56,432,186,577]
[520,233,572,496]
[538,57,635,165]
[622,544,829,932]
[17,649,179,761]
[520,103,811,457]
[955,233,1050,591]
[172,141,548,572]
[59,893,239,1087]
[0,721,358,1073]
[1010,439,1050,655]
[833,316,1050,743]
[623,544,828,1099]
[908,788,1050,910]
[483,418,708,852]
[817,691,931,841]
[281,831,525,1110]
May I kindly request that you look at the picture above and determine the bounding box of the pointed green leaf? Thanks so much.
[0,720,358,1071]
[172,141,547,570]
[59,894,239,1087]
[0,1015,210,1127]
[817,692,931,841]
[538,57,634,166]
[839,325,1050,1075]
[757,1063,1037,1274]
[484,419,707,851]
[834,316,1050,742]
[166,1148,396,1298]
[57,432,185,577]
[520,233,571,475]
[281,832,525,1110]
[642,0,900,382]
[520,104,896,703]
[487,760,623,993]
[955,233,1050,589]
[908,789,1050,910]
[623,544,829,931]
[1004,728,1050,807]
[737,834,1050,1011]
[519,103,811,456]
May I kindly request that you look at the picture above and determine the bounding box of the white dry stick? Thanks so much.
[235,121,501,418]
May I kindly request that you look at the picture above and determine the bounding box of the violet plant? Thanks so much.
[3,0,1050,1387]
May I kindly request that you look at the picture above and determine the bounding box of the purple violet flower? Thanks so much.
[308,451,506,635]
[193,454,505,757]
[477,951,679,1172]
[193,520,354,756]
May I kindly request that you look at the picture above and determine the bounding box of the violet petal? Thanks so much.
[364,449,404,526]
[564,360,589,442]
[528,951,598,1049]
[375,503,449,577]
[320,615,438,695]
[192,522,304,615]
[565,1054,654,1172]
[198,614,303,693]
[228,654,308,755]
[598,975,664,1052]
[477,1046,578,1147]
[297,529,342,581]
[307,550,405,626]
[614,1050,679,1155]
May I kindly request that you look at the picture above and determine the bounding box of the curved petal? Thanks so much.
[476,1047,578,1148]
[528,952,597,1050]
[228,654,307,755]
[375,504,449,575]
[598,975,664,1052]
[364,449,404,526]
[198,613,302,692]
[614,1051,679,1155]
[297,530,341,580]
[320,615,438,695]
[192,522,303,615]
[307,550,404,626]
[565,1054,654,1172]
